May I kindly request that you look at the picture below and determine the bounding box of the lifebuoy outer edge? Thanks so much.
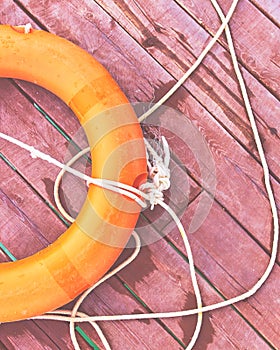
[0,25,147,322]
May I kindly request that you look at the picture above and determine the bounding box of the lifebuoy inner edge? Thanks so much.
[0,24,146,322]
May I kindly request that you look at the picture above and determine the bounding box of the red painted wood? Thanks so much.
[163,197,280,348]
[0,321,61,350]
[76,277,183,350]
[246,0,280,25]
[1,0,40,28]
[0,0,279,349]
[0,81,184,350]
[0,161,95,349]
[10,0,279,255]
[13,79,201,232]
[89,0,280,173]
[0,69,274,350]
[0,117,181,349]
[0,10,190,349]
[116,223,273,349]
[175,0,280,96]
[7,0,280,185]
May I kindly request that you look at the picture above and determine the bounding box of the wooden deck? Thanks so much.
[0,0,279,349]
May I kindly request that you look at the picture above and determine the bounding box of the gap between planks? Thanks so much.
[0,82,276,348]
[0,0,278,348]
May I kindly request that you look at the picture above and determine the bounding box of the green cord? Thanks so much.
[75,326,101,350]
[0,243,17,261]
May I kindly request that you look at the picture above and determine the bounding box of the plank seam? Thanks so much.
[120,279,185,348]
[162,239,277,349]
[11,0,49,31]
[248,0,280,29]
[0,153,70,227]
[173,0,280,100]
[90,0,280,183]
[9,1,280,188]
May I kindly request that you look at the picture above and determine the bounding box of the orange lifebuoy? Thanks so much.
[0,25,146,322]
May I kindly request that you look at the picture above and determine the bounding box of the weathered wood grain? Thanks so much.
[0,64,236,350]
[0,164,63,259]
[13,73,280,266]
[0,160,271,349]
[0,321,61,350]
[0,88,182,349]
[0,45,275,350]
[0,161,96,350]
[175,0,280,95]
[0,0,279,349]
[91,0,280,174]
[11,0,280,184]
[10,0,280,254]
[116,220,273,349]
[14,79,200,232]
[0,340,8,350]
[1,0,40,28]
[250,0,280,25]
[0,158,182,349]
[76,277,184,350]
[163,196,280,348]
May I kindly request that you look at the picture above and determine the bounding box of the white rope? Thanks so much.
[53,147,91,223]
[0,0,278,348]
[141,137,171,209]
[23,23,32,34]
[13,23,32,34]
[52,141,201,350]
[33,0,279,345]
[0,132,203,349]
[0,132,148,208]
[138,0,240,122]
[43,227,142,350]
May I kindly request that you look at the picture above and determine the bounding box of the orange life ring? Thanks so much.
[0,24,146,322]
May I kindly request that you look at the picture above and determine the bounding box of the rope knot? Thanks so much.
[149,163,170,191]
[140,136,171,209]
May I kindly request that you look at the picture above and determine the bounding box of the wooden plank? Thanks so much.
[0,321,61,350]
[0,163,63,259]
[15,78,280,262]
[13,85,278,348]
[0,161,96,350]
[15,71,280,270]
[4,0,280,328]
[1,0,40,28]
[0,341,8,350]
[0,136,66,249]
[91,0,280,177]
[163,196,280,348]
[12,0,280,255]
[0,68,270,350]
[175,0,280,96]
[0,89,183,350]
[0,0,278,348]
[116,222,273,349]
[249,0,280,26]
[0,79,72,197]
[0,162,183,349]
[86,0,280,184]
[75,277,183,350]
[0,77,274,350]
[14,79,201,231]
[34,276,184,350]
